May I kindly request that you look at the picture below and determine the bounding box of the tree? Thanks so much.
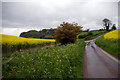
[111,24,117,30]
[54,22,82,45]
[103,18,112,31]
[42,29,48,33]
[20,29,55,39]
[28,30,38,32]
[86,29,90,32]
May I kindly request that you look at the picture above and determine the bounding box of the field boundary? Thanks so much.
[3,43,57,64]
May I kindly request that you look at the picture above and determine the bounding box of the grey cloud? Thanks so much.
[118,1,120,28]
[2,1,118,36]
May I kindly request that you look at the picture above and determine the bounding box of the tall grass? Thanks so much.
[95,36,119,59]
[2,39,85,78]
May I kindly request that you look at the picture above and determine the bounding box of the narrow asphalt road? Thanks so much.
[83,38,119,78]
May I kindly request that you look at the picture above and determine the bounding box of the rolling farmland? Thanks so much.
[1,34,55,53]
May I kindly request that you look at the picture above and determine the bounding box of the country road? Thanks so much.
[83,38,119,78]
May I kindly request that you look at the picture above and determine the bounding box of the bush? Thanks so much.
[78,35,86,39]
[99,29,104,31]
[54,22,82,45]
[111,24,116,30]
[88,32,93,35]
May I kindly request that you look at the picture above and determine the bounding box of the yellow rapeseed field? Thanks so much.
[1,34,55,45]
[104,29,120,40]
[1,34,55,53]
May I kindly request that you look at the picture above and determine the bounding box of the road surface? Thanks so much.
[83,38,119,78]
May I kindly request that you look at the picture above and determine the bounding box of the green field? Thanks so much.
[95,36,119,59]
[2,39,85,78]
[77,30,106,40]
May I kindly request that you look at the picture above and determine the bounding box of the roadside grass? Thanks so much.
[2,39,85,78]
[95,36,119,59]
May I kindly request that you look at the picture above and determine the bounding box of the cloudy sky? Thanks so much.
[1,0,119,36]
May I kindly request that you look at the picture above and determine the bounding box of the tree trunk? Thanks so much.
[106,25,109,31]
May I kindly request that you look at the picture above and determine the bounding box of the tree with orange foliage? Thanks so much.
[54,22,82,45]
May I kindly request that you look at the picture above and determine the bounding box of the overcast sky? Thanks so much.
[1,0,119,36]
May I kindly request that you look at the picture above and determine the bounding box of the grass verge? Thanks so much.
[95,36,119,59]
[2,39,85,78]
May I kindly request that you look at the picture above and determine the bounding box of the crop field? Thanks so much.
[2,39,85,78]
[104,29,119,40]
[1,34,55,53]
[95,29,119,58]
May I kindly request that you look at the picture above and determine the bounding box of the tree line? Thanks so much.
[20,28,55,39]
[20,18,117,45]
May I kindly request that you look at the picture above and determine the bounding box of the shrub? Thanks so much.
[54,22,82,45]
[88,32,93,36]
[111,24,117,30]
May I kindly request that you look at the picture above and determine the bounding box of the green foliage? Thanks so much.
[54,22,82,45]
[77,30,106,40]
[28,30,38,32]
[2,42,51,54]
[99,29,104,31]
[77,32,88,39]
[88,31,93,35]
[2,40,85,78]
[20,28,55,39]
[42,29,48,32]
[44,35,53,39]
[95,36,119,59]
[111,24,117,30]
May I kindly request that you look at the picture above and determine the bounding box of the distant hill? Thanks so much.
[20,28,55,39]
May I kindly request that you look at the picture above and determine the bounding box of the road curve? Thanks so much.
[83,38,119,78]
